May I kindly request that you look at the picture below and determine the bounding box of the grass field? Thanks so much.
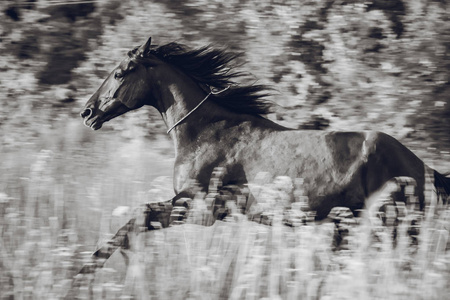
[72,177,449,300]
[0,125,449,300]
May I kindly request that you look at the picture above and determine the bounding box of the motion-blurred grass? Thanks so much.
[1,127,449,299]
[0,121,175,299]
[83,175,449,300]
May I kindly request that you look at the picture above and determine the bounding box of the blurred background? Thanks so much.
[0,0,449,298]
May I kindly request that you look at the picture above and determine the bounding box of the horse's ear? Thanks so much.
[139,37,152,57]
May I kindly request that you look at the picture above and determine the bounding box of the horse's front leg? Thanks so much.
[79,198,183,273]
[78,217,138,274]
[70,169,235,293]
[65,198,177,298]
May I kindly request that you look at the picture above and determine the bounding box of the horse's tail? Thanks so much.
[434,170,450,203]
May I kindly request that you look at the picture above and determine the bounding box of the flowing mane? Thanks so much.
[131,42,273,116]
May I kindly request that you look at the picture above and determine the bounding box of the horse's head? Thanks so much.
[81,37,156,130]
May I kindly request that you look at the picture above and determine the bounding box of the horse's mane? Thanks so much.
[136,42,273,116]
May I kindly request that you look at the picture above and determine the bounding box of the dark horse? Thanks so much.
[79,37,450,270]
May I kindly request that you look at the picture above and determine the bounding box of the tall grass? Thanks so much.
[0,120,173,299]
[1,123,449,299]
[73,174,449,300]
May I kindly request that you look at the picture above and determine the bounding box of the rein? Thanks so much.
[167,85,231,134]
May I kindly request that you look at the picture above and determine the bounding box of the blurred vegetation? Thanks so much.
[0,0,449,149]
[0,0,449,298]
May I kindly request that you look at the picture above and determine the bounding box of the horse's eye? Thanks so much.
[114,71,124,79]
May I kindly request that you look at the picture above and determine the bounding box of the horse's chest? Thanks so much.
[173,146,233,191]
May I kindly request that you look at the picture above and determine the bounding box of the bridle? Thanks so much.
[166,85,231,134]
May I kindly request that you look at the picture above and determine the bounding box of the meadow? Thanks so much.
[0,121,176,299]
[1,122,449,299]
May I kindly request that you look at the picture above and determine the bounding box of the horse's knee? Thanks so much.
[144,200,174,229]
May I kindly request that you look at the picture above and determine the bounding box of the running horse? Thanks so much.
[79,37,450,270]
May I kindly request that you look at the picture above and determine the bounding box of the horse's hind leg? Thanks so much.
[366,177,422,249]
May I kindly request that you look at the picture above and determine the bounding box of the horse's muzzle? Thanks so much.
[80,108,93,119]
[81,107,102,130]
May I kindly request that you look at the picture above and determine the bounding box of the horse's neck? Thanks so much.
[154,77,222,146]
[156,82,202,123]
[153,72,287,157]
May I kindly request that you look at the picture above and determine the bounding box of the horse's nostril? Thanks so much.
[81,108,93,119]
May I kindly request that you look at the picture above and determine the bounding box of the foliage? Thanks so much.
[0,0,449,148]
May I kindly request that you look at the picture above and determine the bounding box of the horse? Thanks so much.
[79,36,450,271]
